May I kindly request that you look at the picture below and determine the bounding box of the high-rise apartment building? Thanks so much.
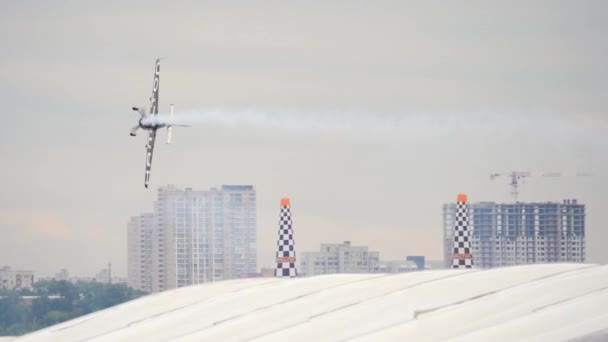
[127,213,154,292]
[443,199,585,268]
[299,241,379,276]
[128,185,257,292]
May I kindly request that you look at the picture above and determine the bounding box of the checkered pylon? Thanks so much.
[452,193,474,268]
[275,197,297,277]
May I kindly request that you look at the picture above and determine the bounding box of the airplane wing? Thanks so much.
[149,58,160,116]
[144,129,157,188]
[144,59,160,188]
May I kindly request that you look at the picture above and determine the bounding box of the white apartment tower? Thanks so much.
[443,199,585,268]
[300,241,380,276]
[127,213,154,292]
[128,185,257,292]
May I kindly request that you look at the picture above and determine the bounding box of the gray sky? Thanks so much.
[0,1,606,277]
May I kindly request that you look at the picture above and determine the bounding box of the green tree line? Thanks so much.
[0,280,147,336]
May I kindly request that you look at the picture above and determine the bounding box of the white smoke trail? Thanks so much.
[138,107,601,143]
[141,107,461,134]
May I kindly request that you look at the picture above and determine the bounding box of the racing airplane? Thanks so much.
[130,58,187,188]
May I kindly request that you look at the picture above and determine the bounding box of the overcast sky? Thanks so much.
[0,1,606,277]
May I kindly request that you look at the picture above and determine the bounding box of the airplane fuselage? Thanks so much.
[138,117,167,130]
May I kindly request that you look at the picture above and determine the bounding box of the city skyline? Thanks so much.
[0,188,598,278]
[1,2,605,277]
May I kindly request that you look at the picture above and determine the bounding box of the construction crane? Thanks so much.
[489,171,591,202]
[490,171,531,202]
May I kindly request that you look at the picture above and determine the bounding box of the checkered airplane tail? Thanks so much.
[275,197,297,277]
[452,193,474,268]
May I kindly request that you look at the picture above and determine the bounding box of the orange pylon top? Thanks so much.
[281,197,291,206]
[457,193,468,202]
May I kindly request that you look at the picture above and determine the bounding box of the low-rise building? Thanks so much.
[406,256,426,270]
[378,260,418,273]
[299,241,379,276]
[0,266,35,290]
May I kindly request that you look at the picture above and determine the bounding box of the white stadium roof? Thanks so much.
[14,263,608,341]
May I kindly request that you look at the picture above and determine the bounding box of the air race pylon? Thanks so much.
[275,197,297,277]
[452,193,474,268]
